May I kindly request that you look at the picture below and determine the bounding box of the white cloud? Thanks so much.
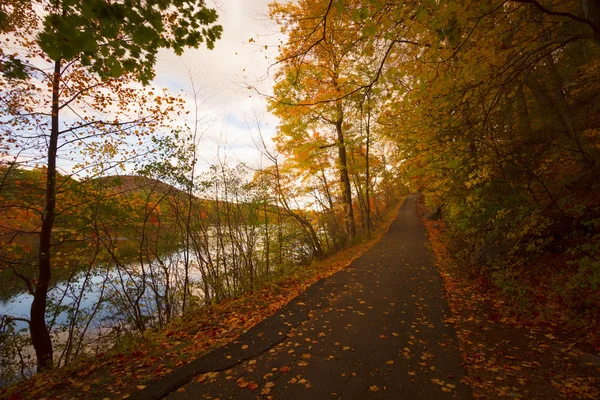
[152,0,283,173]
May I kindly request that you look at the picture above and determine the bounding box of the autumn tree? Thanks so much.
[269,0,366,243]
[0,0,222,372]
[372,0,600,316]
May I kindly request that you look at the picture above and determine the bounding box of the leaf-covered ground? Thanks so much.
[416,199,600,400]
[156,193,468,399]
[2,201,404,400]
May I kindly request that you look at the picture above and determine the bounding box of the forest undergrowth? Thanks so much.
[417,198,600,400]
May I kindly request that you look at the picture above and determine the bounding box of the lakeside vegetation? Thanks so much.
[0,168,404,398]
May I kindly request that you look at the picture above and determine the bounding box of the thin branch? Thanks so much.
[58,82,104,110]
[512,0,600,37]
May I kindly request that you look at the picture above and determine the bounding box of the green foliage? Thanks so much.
[34,0,222,83]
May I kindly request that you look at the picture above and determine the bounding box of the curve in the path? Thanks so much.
[132,194,469,400]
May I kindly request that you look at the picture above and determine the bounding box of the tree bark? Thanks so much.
[31,59,62,372]
[335,110,356,243]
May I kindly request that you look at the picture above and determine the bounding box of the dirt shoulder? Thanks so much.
[416,199,600,399]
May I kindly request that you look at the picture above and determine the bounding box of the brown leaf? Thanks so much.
[261,387,271,395]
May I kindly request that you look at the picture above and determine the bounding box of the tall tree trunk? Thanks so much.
[31,59,62,372]
[262,178,270,280]
[364,98,373,237]
[335,110,355,243]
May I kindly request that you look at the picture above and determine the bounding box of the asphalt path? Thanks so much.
[132,194,469,399]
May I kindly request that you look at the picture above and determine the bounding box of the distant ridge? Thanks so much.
[93,175,192,199]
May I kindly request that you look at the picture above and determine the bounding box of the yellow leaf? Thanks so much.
[369,385,380,392]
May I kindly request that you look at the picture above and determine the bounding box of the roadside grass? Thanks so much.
[3,199,403,400]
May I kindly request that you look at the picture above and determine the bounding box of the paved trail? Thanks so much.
[134,194,469,399]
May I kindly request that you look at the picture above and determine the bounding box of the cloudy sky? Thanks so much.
[152,0,284,173]
[1,1,285,178]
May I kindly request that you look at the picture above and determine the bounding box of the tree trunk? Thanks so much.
[364,99,373,237]
[335,112,355,243]
[31,59,62,372]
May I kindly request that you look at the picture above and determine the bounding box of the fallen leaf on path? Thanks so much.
[369,385,380,392]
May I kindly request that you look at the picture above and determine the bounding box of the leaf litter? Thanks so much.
[417,199,600,399]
